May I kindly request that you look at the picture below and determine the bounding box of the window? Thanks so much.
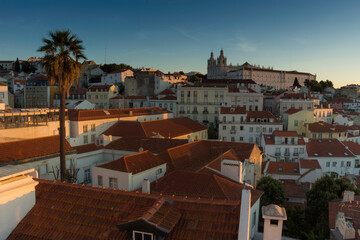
[250,127,253,132]
[270,220,279,226]
[341,161,344,167]
[156,168,162,175]
[91,134,96,143]
[326,162,330,167]
[300,148,304,154]
[84,168,91,183]
[312,133,316,138]
[231,137,235,142]
[240,137,243,141]
[329,133,333,138]
[294,120,298,127]
[133,231,153,240]
[109,177,118,189]
[83,135,88,144]
[91,124,96,132]
[249,137,253,143]
[98,175,103,187]
[332,162,337,167]
[253,212,256,227]
[347,161,351,167]
[83,124,88,133]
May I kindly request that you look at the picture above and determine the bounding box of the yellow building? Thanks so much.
[282,108,316,134]
[302,122,348,140]
[87,85,118,109]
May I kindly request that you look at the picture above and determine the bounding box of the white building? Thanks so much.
[227,86,263,111]
[100,69,133,85]
[261,131,306,162]
[92,150,166,191]
[0,82,9,107]
[219,107,283,146]
[306,138,360,177]
[67,107,173,146]
[207,50,316,89]
[279,93,314,118]
[314,105,333,123]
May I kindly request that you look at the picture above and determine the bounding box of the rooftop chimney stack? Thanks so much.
[342,190,355,202]
[238,187,251,240]
[142,179,150,194]
[262,204,287,240]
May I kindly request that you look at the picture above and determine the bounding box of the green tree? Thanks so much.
[256,176,285,207]
[100,63,133,73]
[305,175,358,239]
[207,123,217,139]
[285,206,306,238]
[21,61,36,73]
[38,30,86,182]
[14,58,20,72]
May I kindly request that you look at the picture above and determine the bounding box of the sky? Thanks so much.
[0,0,360,87]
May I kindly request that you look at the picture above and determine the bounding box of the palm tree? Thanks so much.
[38,30,86,182]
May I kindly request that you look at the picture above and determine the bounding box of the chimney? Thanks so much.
[221,159,242,183]
[0,167,38,239]
[142,179,150,194]
[238,187,251,240]
[335,212,355,239]
[342,190,355,202]
[262,204,287,240]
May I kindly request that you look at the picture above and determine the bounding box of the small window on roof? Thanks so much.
[319,140,322,143]
[344,152,349,156]
[314,153,319,156]
[328,153,333,156]
[267,136,271,139]
[278,167,283,172]
[293,168,298,172]
[328,140,332,142]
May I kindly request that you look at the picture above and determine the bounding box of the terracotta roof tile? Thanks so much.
[299,159,321,169]
[158,89,175,95]
[151,170,263,204]
[281,180,308,199]
[273,130,299,137]
[245,111,280,123]
[342,141,360,155]
[306,139,355,158]
[266,162,300,175]
[329,197,360,240]
[306,122,347,133]
[8,179,248,240]
[103,117,207,138]
[73,143,102,154]
[0,136,73,166]
[221,106,246,114]
[88,84,112,91]
[97,150,165,174]
[284,108,303,114]
[104,137,188,154]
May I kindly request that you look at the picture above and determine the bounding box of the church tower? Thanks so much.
[207,51,216,77]
[216,49,228,76]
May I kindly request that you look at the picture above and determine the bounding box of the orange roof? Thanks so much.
[158,88,175,95]
[97,150,166,174]
[221,106,246,114]
[104,137,188,153]
[151,170,263,204]
[306,139,354,158]
[246,111,280,123]
[73,143,102,154]
[299,159,321,169]
[281,180,308,199]
[8,179,245,239]
[103,117,207,138]
[266,162,300,175]
[342,141,360,155]
[273,130,299,137]
[284,108,303,114]
[0,136,73,166]
[68,107,167,121]
[88,85,112,91]
[329,197,360,240]
[306,122,347,133]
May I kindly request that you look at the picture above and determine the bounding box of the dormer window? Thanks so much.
[278,168,283,172]
[133,231,153,240]
[328,153,333,156]
[344,152,349,156]
[293,168,298,172]
[314,153,319,156]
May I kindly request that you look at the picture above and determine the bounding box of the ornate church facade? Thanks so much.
[207,50,316,89]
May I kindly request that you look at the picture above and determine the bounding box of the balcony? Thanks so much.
[293,153,299,156]
[230,129,236,134]
[203,111,209,114]
[179,111,185,114]
[275,152,281,156]
[192,111,198,114]
[284,152,290,156]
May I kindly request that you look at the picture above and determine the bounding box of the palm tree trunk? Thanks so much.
[60,89,66,181]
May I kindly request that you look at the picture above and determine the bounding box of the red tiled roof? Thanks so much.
[124,96,147,100]
[151,170,263,203]
[299,159,321,169]
[266,162,300,175]
[68,107,167,121]
[221,107,246,115]
[30,75,47,81]
[73,143,102,154]
[306,139,355,158]
[273,130,299,137]
[306,122,347,133]
[0,136,73,166]
[97,150,166,174]
[246,111,280,123]
[281,180,307,199]
[8,179,245,240]
[263,133,305,145]
[103,117,207,138]
[284,108,303,114]
[104,137,188,154]
[88,85,112,91]
[14,79,26,85]
[158,88,175,95]
[342,141,360,155]
[329,197,360,240]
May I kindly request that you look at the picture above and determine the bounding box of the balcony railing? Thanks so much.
[203,111,209,114]
[293,153,299,156]
[192,111,198,114]
[179,111,185,114]
[284,152,290,156]
[275,152,281,156]
[230,130,236,134]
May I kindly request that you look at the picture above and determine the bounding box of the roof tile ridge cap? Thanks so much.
[139,121,150,137]
[213,175,232,200]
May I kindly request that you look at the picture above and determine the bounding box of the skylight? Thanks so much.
[344,152,349,156]
[278,168,283,172]
[328,153,333,156]
[314,153,319,156]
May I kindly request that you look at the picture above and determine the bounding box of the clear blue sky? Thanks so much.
[1,0,359,87]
